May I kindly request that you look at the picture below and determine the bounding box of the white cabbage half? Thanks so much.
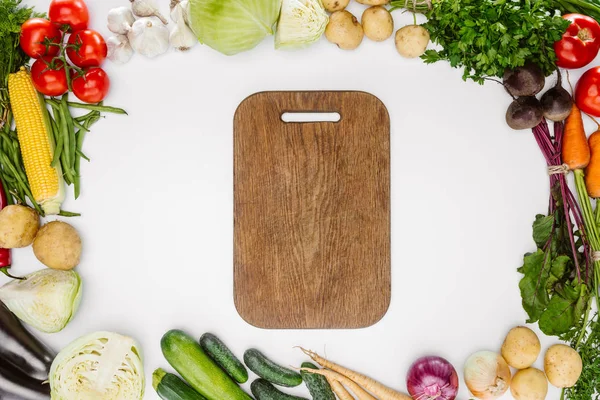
[50,331,145,400]
[0,268,82,333]
[276,0,328,49]
[189,0,283,55]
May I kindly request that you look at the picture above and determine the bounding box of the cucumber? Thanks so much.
[244,348,303,387]
[200,333,248,383]
[152,368,206,400]
[161,330,252,400]
[300,362,335,400]
[251,379,308,400]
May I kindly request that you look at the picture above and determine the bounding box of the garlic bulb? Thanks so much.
[127,17,170,58]
[107,35,134,64]
[170,0,196,51]
[464,351,512,400]
[107,7,135,34]
[130,0,168,25]
[170,0,190,24]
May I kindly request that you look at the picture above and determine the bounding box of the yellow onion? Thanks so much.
[464,351,511,400]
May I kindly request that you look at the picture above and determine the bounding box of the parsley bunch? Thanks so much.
[421,0,570,84]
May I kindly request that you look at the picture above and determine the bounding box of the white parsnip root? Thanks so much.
[328,378,355,400]
[298,348,412,400]
[300,368,376,400]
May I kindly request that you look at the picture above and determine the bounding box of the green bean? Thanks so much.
[50,108,63,168]
[72,118,90,132]
[58,210,81,217]
[57,96,74,184]
[74,110,97,123]
[66,101,127,115]
[61,95,76,173]
[75,149,90,162]
[0,152,42,215]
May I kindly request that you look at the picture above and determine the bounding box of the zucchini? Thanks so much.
[251,379,308,400]
[244,349,303,387]
[300,362,335,400]
[161,330,252,400]
[200,333,248,383]
[152,368,206,400]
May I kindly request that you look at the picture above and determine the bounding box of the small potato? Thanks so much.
[395,25,430,58]
[544,344,582,388]
[510,368,548,400]
[325,10,364,50]
[0,205,39,248]
[356,0,389,5]
[501,326,541,369]
[33,221,82,270]
[322,0,350,12]
[362,6,393,42]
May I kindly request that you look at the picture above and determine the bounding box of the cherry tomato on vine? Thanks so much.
[554,14,600,69]
[66,30,107,67]
[30,57,68,97]
[575,66,600,117]
[49,0,89,32]
[19,18,61,58]
[72,68,110,103]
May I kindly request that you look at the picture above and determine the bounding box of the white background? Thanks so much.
[7,0,598,398]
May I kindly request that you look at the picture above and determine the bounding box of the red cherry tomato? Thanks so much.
[575,66,600,117]
[19,18,61,58]
[554,14,600,69]
[72,68,110,103]
[30,57,68,97]
[66,30,107,68]
[48,0,89,32]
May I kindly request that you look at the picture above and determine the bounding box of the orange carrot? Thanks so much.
[563,104,591,170]
[585,130,600,198]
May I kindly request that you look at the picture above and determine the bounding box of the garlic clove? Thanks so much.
[107,7,135,35]
[107,35,134,64]
[127,17,170,58]
[131,0,168,25]
[169,2,197,51]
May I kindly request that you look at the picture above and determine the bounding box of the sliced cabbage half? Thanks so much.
[50,331,145,400]
[0,268,82,333]
[189,0,283,55]
[276,0,328,49]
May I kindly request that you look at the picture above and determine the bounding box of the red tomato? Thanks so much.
[48,0,89,32]
[30,57,68,96]
[19,18,61,58]
[72,68,110,103]
[554,14,600,69]
[66,30,107,67]
[575,66,600,117]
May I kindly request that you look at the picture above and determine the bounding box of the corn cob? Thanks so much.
[8,67,64,215]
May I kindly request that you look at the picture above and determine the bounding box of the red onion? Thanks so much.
[406,356,459,400]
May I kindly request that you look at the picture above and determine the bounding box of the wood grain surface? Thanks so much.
[234,91,390,329]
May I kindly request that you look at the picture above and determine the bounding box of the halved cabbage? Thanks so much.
[189,0,282,55]
[50,331,145,400]
[0,268,82,333]
[276,0,328,49]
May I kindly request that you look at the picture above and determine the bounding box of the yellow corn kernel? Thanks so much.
[8,67,64,215]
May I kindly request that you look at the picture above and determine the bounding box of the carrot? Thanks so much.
[300,368,376,400]
[585,130,600,198]
[298,348,412,400]
[563,103,591,170]
[328,378,355,400]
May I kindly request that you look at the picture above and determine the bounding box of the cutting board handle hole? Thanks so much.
[281,112,341,123]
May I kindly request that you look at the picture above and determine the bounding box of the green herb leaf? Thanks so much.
[539,284,588,336]
[518,250,551,323]
[533,214,554,248]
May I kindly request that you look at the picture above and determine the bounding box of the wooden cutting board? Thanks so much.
[234,91,390,329]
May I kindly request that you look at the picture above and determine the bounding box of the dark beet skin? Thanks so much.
[503,64,545,97]
[541,86,573,122]
[506,96,544,130]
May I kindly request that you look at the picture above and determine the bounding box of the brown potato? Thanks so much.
[33,221,82,270]
[510,368,548,400]
[395,24,430,58]
[325,10,364,50]
[501,326,541,369]
[322,0,350,12]
[356,0,389,5]
[0,205,39,248]
[362,6,394,42]
[544,344,582,388]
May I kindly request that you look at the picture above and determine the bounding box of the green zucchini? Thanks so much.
[200,333,248,383]
[300,362,335,400]
[161,330,252,400]
[251,379,308,400]
[152,368,206,400]
[244,348,303,387]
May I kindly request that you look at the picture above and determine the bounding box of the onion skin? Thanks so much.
[464,351,511,400]
[406,356,459,400]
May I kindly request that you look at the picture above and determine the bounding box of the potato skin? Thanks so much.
[395,25,430,58]
[510,368,548,400]
[356,0,389,5]
[362,6,394,42]
[0,205,39,248]
[33,221,82,270]
[544,344,582,388]
[501,326,541,369]
[322,0,350,12]
[325,10,364,50]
